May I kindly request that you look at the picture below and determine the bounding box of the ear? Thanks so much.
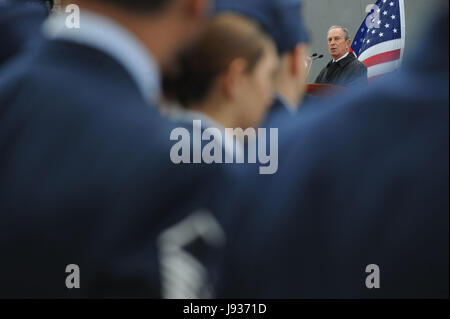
[289,49,299,76]
[289,44,308,76]
[346,39,352,50]
[221,58,248,99]
[185,0,211,18]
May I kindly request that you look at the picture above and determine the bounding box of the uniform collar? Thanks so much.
[42,10,161,105]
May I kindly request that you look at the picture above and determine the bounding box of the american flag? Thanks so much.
[351,0,406,82]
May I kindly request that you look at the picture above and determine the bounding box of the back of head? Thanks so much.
[213,0,309,54]
[212,0,310,107]
[57,0,211,69]
[163,13,275,107]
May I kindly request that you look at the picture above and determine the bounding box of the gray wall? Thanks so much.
[303,0,442,82]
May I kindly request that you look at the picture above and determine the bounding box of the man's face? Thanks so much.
[327,28,350,60]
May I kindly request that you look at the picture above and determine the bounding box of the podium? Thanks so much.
[306,84,348,98]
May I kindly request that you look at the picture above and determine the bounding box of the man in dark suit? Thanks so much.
[213,7,449,298]
[0,0,51,67]
[0,0,223,298]
[315,26,368,88]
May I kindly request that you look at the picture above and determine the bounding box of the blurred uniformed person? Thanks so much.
[0,0,224,298]
[213,5,449,298]
[214,0,311,126]
[0,0,52,67]
[163,14,279,159]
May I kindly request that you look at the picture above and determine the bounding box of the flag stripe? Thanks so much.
[352,0,405,81]
[362,49,401,68]
[368,74,388,83]
[367,59,402,78]
[358,39,403,61]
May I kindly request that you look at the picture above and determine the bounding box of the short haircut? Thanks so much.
[163,14,275,107]
[328,26,351,41]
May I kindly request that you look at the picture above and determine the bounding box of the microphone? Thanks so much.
[306,54,324,78]
[313,54,324,61]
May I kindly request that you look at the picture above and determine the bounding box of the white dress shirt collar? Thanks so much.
[333,52,350,63]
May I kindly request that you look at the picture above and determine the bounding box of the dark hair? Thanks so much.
[163,14,274,107]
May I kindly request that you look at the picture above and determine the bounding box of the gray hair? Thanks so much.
[328,26,351,40]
